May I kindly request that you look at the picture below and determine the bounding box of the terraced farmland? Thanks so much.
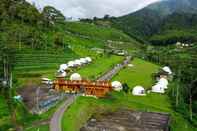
[64,22,133,42]
[14,48,78,86]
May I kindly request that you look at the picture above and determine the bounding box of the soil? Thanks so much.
[81,109,170,131]
[18,84,57,110]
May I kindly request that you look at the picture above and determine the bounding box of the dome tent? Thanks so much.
[80,58,88,64]
[70,73,82,81]
[162,66,172,75]
[85,57,92,62]
[60,64,68,70]
[132,86,146,96]
[158,78,168,89]
[74,60,82,66]
[56,69,67,78]
[111,81,122,91]
[152,84,165,93]
[68,61,75,67]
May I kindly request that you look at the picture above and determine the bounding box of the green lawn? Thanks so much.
[64,22,132,42]
[25,124,49,131]
[62,58,195,131]
[113,58,159,89]
[77,55,124,80]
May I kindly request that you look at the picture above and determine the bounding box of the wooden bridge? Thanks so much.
[53,79,112,97]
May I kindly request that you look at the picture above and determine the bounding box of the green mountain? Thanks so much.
[0,0,141,130]
[112,0,197,45]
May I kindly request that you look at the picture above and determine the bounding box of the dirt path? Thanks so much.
[50,56,131,131]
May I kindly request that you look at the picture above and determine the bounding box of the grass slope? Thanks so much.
[62,58,195,131]
[78,55,124,80]
[113,58,159,88]
[64,22,132,42]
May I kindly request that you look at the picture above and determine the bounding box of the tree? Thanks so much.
[42,6,65,27]
[122,83,129,93]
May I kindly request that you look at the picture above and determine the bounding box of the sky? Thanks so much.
[26,0,161,19]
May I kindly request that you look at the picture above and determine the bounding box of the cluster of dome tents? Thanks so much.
[110,66,172,96]
[57,57,92,77]
[132,66,172,96]
[151,66,172,94]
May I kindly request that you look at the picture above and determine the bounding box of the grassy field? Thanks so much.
[64,22,132,42]
[62,58,195,131]
[25,124,49,131]
[77,55,124,80]
[112,58,160,89]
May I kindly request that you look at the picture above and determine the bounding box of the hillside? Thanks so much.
[112,0,197,45]
[0,0,141,130]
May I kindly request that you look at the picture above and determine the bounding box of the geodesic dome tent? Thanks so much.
[56,69,67,78]
[157,78,168,89]
[162,66,172,75]
[111,81,122,91]
[85,57,92,63]
[60,64,68,70]
[70,73,82,81]
[67,61,75,67]
[80,58,88,64]
[74,60,82,66]
[152,84,165,93]
[132,86,146,96]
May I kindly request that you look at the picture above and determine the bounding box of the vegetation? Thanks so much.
[62,58,195,131]
[143,44,197,127]
[78,55,123,80]
[113,58,159,88]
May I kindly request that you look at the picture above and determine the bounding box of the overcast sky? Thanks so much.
[26,0,161,19]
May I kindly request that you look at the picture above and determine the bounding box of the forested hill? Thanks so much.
[111,0,197,45]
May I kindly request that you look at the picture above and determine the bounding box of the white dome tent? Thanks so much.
[85,57,92,63]
[57,69,67,77]
[74,60,82,66]
[162,66,172,75]
[60,64,68,70]
[68,61,75,67]
[152,84,165,93]
[80,58,88,64]
[70,73,82,81]
[132,86,146,96]
[111,81,122,91]
[158,78,168,89]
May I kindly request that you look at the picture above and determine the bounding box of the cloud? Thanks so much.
[26,0,160,19]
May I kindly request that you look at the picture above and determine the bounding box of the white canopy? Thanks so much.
[70,73,82,81]
[111,81,122,91]
[68,61,75,67]
[162,66,172,74]
[60,64,68,70]
[152,84,165,93]
[132,86,146,96]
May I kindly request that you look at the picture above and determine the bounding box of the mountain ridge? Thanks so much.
[111,0,197,45]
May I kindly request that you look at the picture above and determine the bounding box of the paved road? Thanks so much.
[50,56,131,131]
[98,56,131,81]
[50,95,76,131]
